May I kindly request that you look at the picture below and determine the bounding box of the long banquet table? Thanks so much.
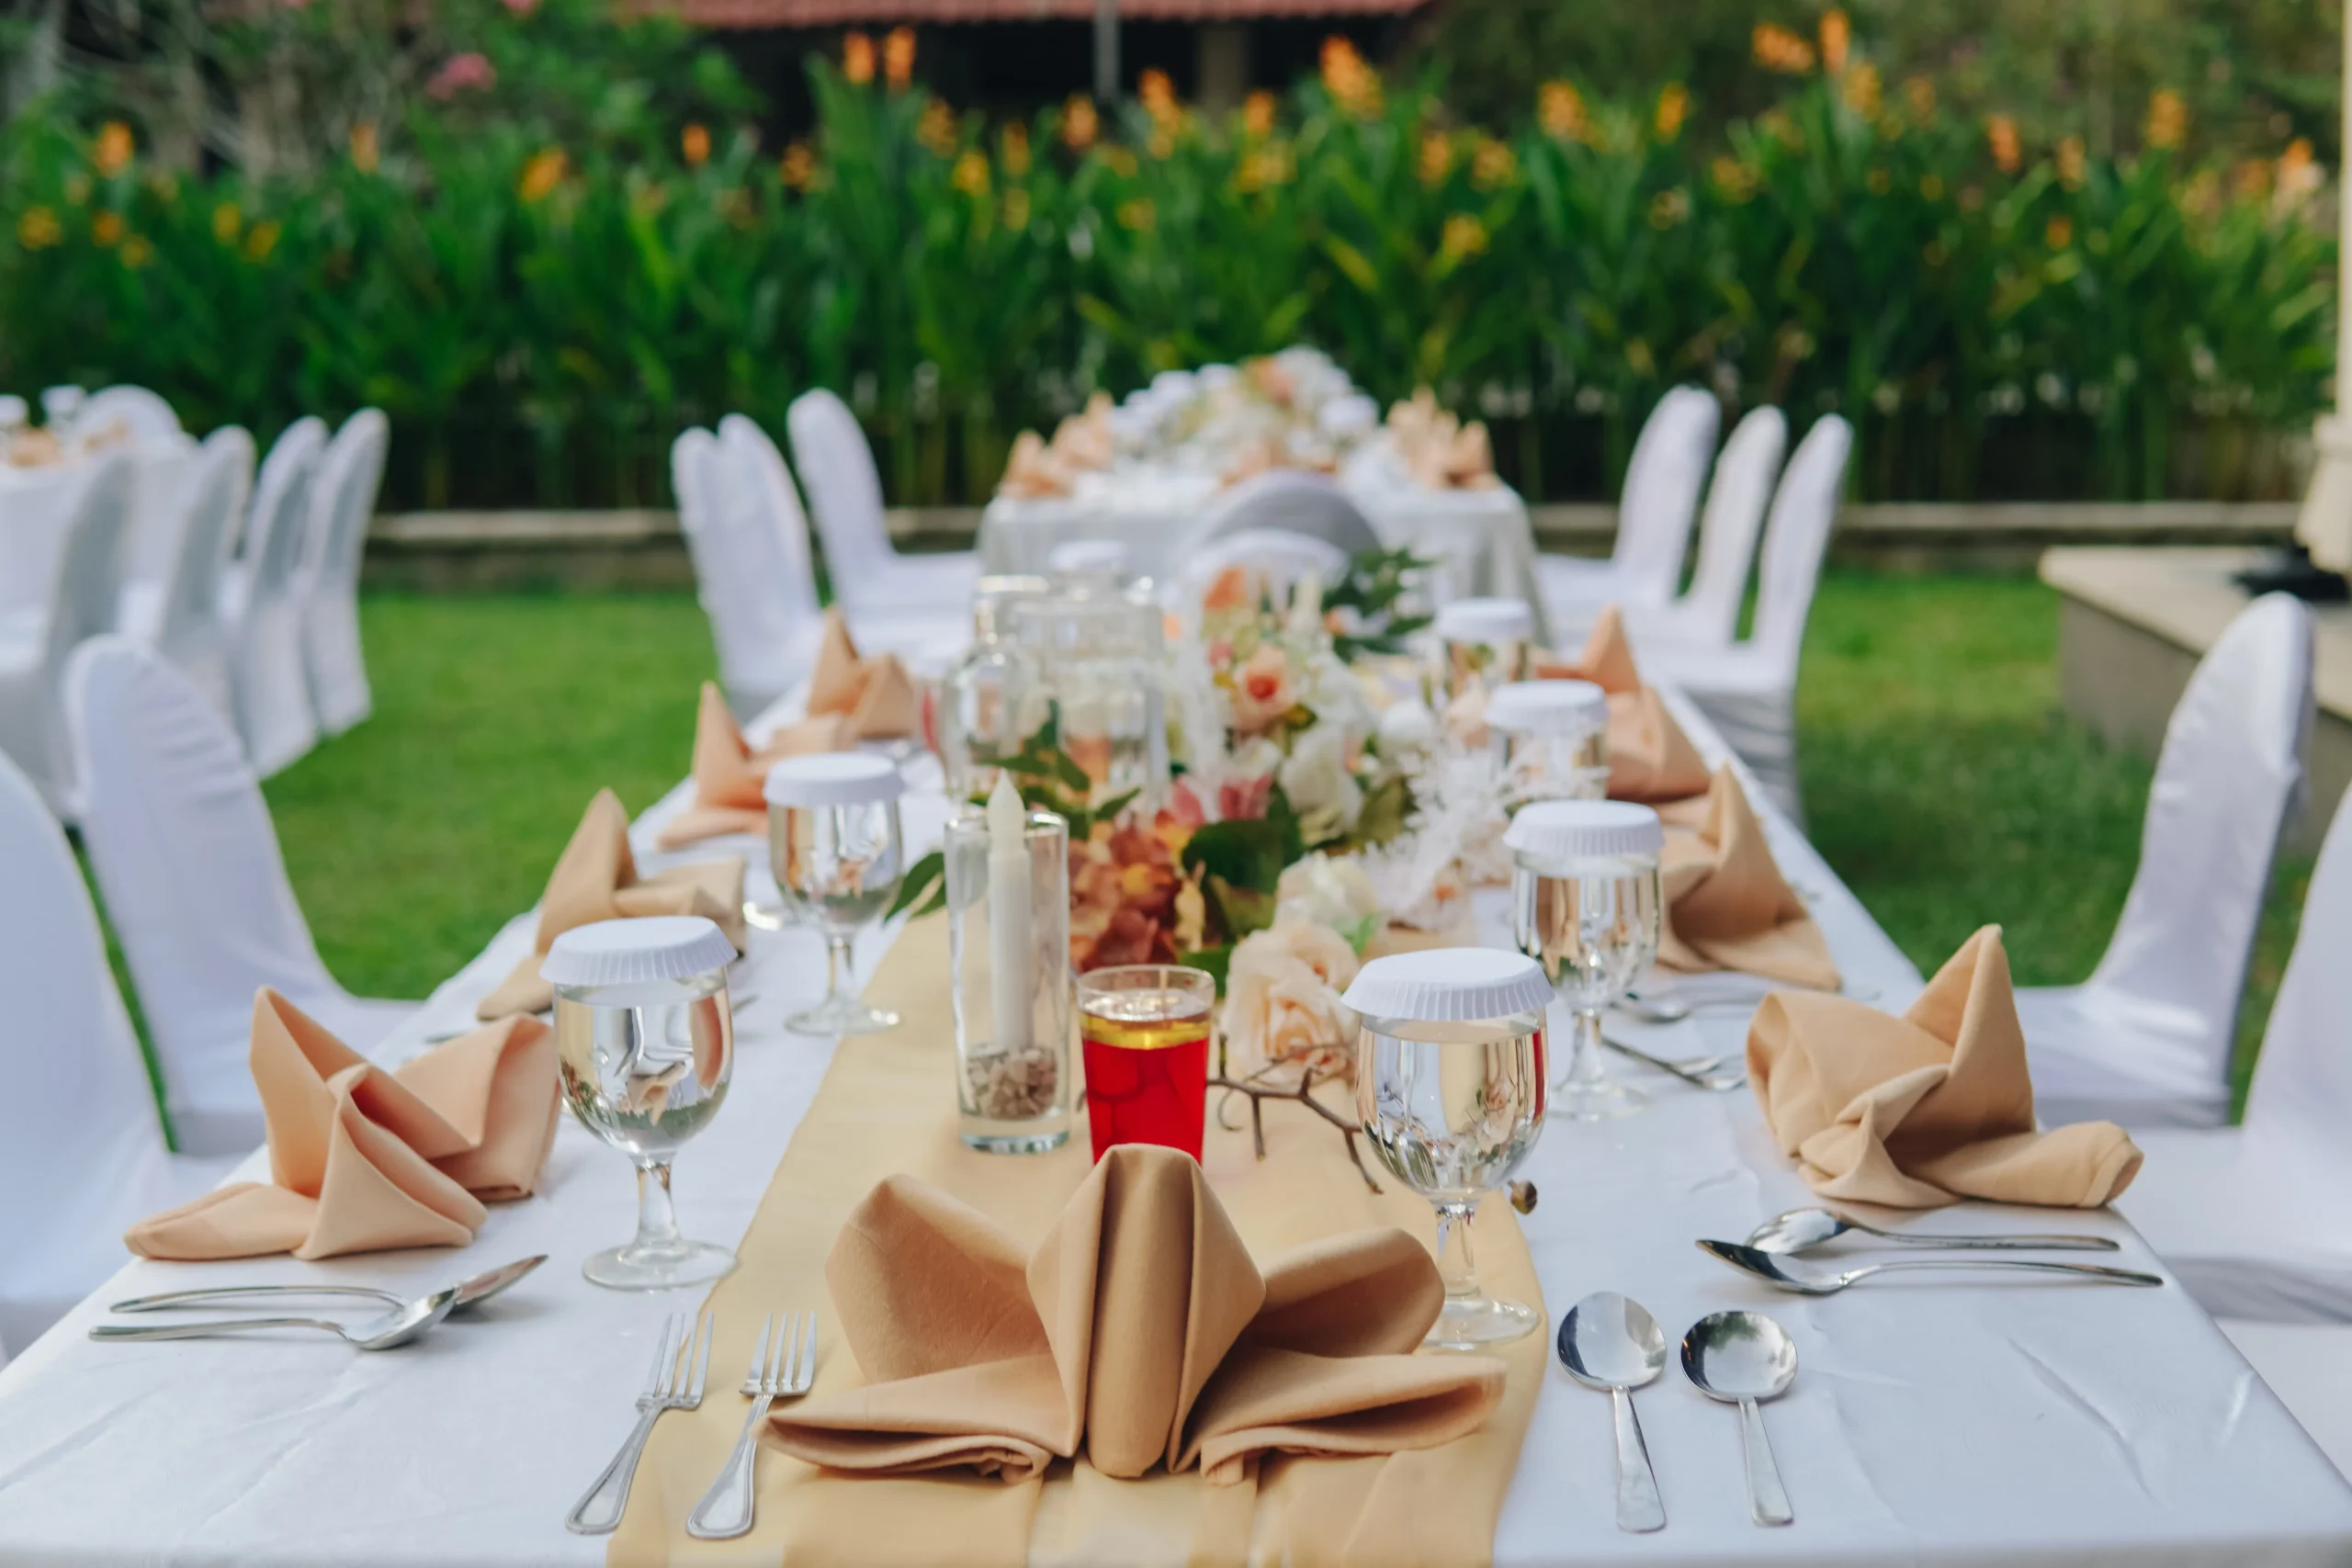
[2,689,2349,1566]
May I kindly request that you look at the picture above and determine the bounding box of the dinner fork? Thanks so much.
[565,1310,715,1536]
[687,1311,819,1540]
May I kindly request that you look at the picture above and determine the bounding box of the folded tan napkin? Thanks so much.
[1051,391,1116,471]
[999,430,1075,500]
[1657,767,1840,989]
[127,990,558,1260]
[1386,388,1499,491]
[1531,605,1710,802]
[654,682,854,851]
[1747,926,2144,1209]
[805,609,920,741]
[477,789,746,1020]
[769,1144,1504,1485]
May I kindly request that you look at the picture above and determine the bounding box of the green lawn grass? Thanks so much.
[245,571,2312,1111]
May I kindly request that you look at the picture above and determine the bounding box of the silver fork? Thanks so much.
[687,1311,819,1540]
[565,1310,715,1536]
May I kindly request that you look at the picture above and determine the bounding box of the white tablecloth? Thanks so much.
[0,697,2346,1566]
[978,446,1548,639]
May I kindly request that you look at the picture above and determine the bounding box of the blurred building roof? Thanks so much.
[680,0,1419,25]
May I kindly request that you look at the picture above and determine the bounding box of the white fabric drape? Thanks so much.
[119,425,250,722]
[225,418,328,775]
[1632,404,1787,649]
[300,409,389,736]
[786,389,980,614]
[0,457,135,814]
[1536,385,1719,635]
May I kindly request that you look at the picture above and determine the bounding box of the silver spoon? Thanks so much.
[89,1285,460,1350]
[1602,1034,1746,1091]
[1697,1240,2164,1295]
[1746,1209,2120,1257]
[1556,1292,1667,1533]
[109,1254,546,1316]
[1681,1310,1797,1526]
[1615,994,1765,1026]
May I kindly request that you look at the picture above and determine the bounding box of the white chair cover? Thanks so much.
[76,385,182,445]
[2122,779,2352,1320]
[224,418,327,774]
[119,426,249,722]
[0,741,236,1352]
[0,457,135,814]
[1633,405,1787,649]
[66,637,417,1156]
[786,389,979,613]
[1177,527,1351,608]
[1197,470,1383,558]
[300,409,389,735]
[678,425,808,716]
[2018,592,2312,1129]
[1536,386,1719,629]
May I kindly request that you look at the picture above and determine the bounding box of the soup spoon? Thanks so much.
[90,1285,460,1350]
[1697,1240,2162,1295]
[1556,1292,1667,1533]
[110,1255,545,1316]
[1681,1310,1797,1526]
[1746,1209,2118,1257]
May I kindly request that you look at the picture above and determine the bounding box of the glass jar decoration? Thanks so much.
[1010,590,1170,807]
[1434,597,1536,702]
[946,776,1073,1153]
[1505,800,1664,1122]
[1487,680,1610,807]
[940,575,1049,801]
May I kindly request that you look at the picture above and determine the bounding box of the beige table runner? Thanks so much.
[612,917,1547,1568]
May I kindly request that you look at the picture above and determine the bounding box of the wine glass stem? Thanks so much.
[1564,1007,1607,1090]
[1433,1200,1482,1301]
[631,1157,684,1256]
[824,933,854,1004]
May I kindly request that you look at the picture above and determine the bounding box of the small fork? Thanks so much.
[687,1311,819,1540]
[565,1310,715,1536]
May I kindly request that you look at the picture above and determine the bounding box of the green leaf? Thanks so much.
[886,849,946,921]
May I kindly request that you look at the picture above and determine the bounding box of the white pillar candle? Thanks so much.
[986,772,1034,1052]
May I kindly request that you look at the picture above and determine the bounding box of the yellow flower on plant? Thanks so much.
[779,141,817,191]
[1842,62,1881,118]
[1538,80,1587,143]
[2233,159,2271,202]
[1752,23,1815,74]
[349,120,379,174]
[2147,89,2187,151]
[1138,68,1178,126]
[1001,121,1030,175]
[1319,35,1381,118]
[2045,215,2073,249]
[918,98,956,154]
[1238,144,1293,192]
[1243,89,1276,137]
[1103,146,1137,177]
[1760,107,1802,151]
[2056,134,2086,190]
[883,27,914,90]
[1985,114,2021,175]
[1712,155,1757,201]
[1148,126,1175,160]
[682,124,710,167]
[16,206,61,249]
[1471,136,1516,190]
[1655,83,1689,141]
[1819,8,1850,74]
[1904,75,1935,122]
[94,121,134,176]
[120,233,153,268]
[1417,129,1451,186]
[1116,197,1155,233]
[519,148,567,202]
[212,201,240,243]
[1062,94,1099,150]
[244,220,281,260]
[843,31,875,85]
[2277,137,2323,211]
[952,147,989,196]
[90,209,122,247]
[1647,186,1690,227]
[1002,187,1030,229]
[1438,212,1487,260]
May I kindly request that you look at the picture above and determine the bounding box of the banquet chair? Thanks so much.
[300,408,390,736]
[1535,386,1719,637]
[0,457,134,815]
[1638,412,1852,820]
[77,384,182,446]
[1627,405,1787,651]
[1196,470,1383,559]
[2016,592,2312,1131]
[786,389,980,615]
[0,741,238,1353]
[1177,527,1351,608]
[222,417,327,774]
[67,637,419,1156]
[117,424,250,723]
[2119,777,2352,1324]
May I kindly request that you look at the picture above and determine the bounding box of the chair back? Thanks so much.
[78,384,182,445]
[155,426,250,636]
[718,413,823,619]
[12,458,135,812]
[786,389,897,593]
[1611,387,1720,604]
[310,409,388,592]
[1672,406,1787,647]
[2241,782,2352,1189]
[1179,527,1351,608]
[1747,413,1851,671]
[674,427,808,712]
[1199,470,1382,558]
[67,637,339,1146]
[243,418,328,581]
[2087,592,2312,1091]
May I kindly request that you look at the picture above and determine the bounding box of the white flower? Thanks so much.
[1275,852,1382,931]
[1223,919,1362,1081]
[1377,698,1439,752]
[1278,721,1363,831]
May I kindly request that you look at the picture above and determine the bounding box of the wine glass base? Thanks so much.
[582,1238,738,1292]
[1551,1077,1648,1121]
[785,996,901,1038]
[1424,1293,1541,1349]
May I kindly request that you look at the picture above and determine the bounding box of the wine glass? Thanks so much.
[1506,800,1664,1121]
[1487,680,1610,807]
[765,753,908,1037]
[547,916,740,1291]
[1343,949,1555,1349]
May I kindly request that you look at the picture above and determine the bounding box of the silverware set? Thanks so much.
[1556,1292,1799,1530]
[1699,1207,2162,1294]
[568,1309,820,1540]
[87,1255,546,1350]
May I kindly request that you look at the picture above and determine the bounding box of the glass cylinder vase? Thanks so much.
[1010,590,1169,807]
[945,803,1073,1152]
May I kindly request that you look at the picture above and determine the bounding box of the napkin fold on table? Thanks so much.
[801,609,921,745]
[1747,925,2144,1209]
[1532,604,1711,804]
[1656,766,1841,991]
[768,1144,1504,1485]
[653,682,857,851]
[126,989,559,1260]
[477,788,746,1020]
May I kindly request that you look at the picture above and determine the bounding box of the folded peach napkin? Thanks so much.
[1532,605,1710,802]
[1747,926,2144,1209]
[654,683,856,850]
[127,990,559,1260]
[805,609,920,742]
[477,788,745,1020]
[1658,767,1840,989]
[769,1144,1504,1485]
[999,430,1075,500]
[1387,389,1500,491]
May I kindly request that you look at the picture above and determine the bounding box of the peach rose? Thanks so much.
[1222,919,1362,1081]
[1227,644,1295,735]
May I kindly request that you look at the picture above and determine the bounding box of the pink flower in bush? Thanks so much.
[503,0,540,14]
[426,52,496,101]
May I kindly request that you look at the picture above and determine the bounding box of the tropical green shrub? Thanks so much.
[0,15,2331,507]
